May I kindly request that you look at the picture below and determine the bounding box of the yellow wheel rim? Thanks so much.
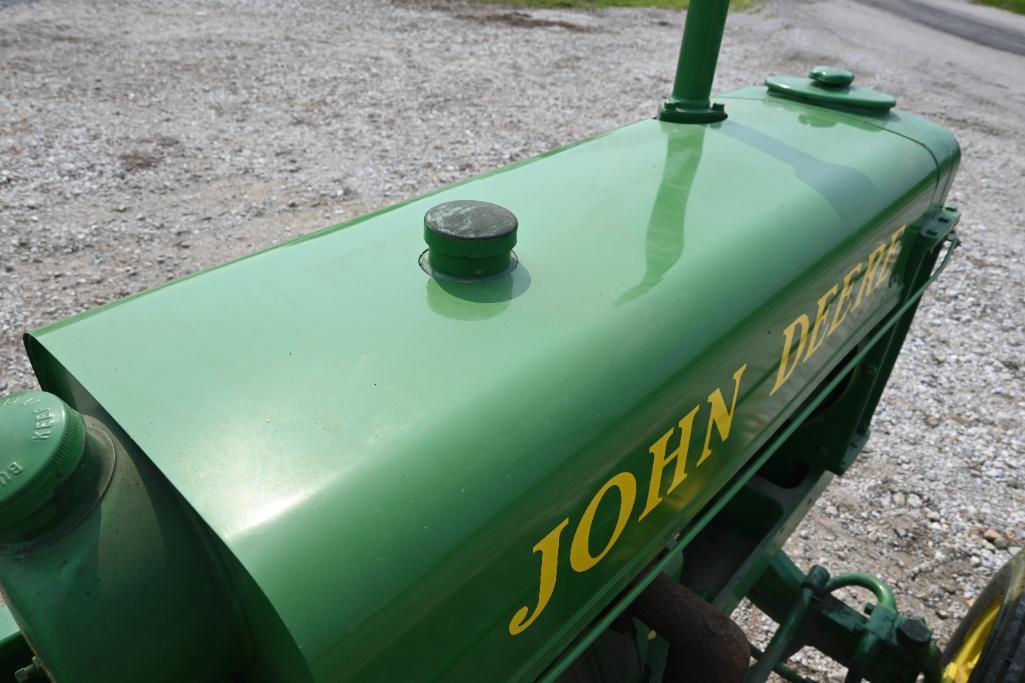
[943,596,1003,683]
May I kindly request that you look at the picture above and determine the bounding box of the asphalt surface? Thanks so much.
[861,0,1025,56]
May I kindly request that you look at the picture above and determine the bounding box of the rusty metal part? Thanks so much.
[629,572,749,682]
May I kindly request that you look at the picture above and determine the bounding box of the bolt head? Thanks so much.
[898,617,932,645]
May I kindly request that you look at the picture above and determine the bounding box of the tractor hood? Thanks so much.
[23,89,957,681]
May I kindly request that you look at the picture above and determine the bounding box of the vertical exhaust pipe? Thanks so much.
[660,0,730,123]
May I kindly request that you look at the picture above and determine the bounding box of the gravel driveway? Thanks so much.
[1,0,1023,679]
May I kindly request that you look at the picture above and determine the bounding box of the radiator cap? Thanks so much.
[766,66,895,112]
[809,65,854,87]
[0,391,86,528]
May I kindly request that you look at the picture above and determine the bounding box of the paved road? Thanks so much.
[860,0,1025,56]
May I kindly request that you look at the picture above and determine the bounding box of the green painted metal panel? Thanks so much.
[15,91,954,681]
[0,411,253,683]
[727,86,961,205]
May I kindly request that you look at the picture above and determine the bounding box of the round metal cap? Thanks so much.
[809,65,855,88]
[424,200,518,279]
[0,391,86,528]
[766,75,895,112]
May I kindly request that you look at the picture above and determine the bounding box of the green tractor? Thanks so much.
[1,1,1020,681]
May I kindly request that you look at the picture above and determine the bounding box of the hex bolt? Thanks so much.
[897,617,932,646]
[15,657,49,683]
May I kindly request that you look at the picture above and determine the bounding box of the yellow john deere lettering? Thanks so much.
[509,364,748,636]
[771,225,906,396]
[509,224,907,637]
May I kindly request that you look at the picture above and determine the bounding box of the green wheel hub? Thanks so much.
[0,391,86,530]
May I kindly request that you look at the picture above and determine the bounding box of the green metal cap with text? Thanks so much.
[0,391,86,530]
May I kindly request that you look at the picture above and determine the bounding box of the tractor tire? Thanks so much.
[942,549,1025,682]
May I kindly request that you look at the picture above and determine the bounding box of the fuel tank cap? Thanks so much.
[0,391,86,528]
[422,200,518,280]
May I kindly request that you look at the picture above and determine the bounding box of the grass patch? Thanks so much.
[475,0,758,9]
[481,0,691,6]
[972,0,1025,13]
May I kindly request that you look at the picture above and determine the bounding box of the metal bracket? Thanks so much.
[659,99,728,124]
[746,554,943,683]
[918,205,960,248]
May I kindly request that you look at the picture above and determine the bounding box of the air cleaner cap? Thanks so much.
[423,200,518,280]
[0,391,86,528]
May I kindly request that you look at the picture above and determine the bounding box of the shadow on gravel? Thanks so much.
[0,0,37,8]
[456,10,601,32]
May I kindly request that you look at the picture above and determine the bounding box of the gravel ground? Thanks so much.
[1,0,1023,679]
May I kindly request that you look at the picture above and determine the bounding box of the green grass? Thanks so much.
[973,0,1025,13]
[476,0,758,9]
[480,0,1016,13]
[480,0,691,6]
